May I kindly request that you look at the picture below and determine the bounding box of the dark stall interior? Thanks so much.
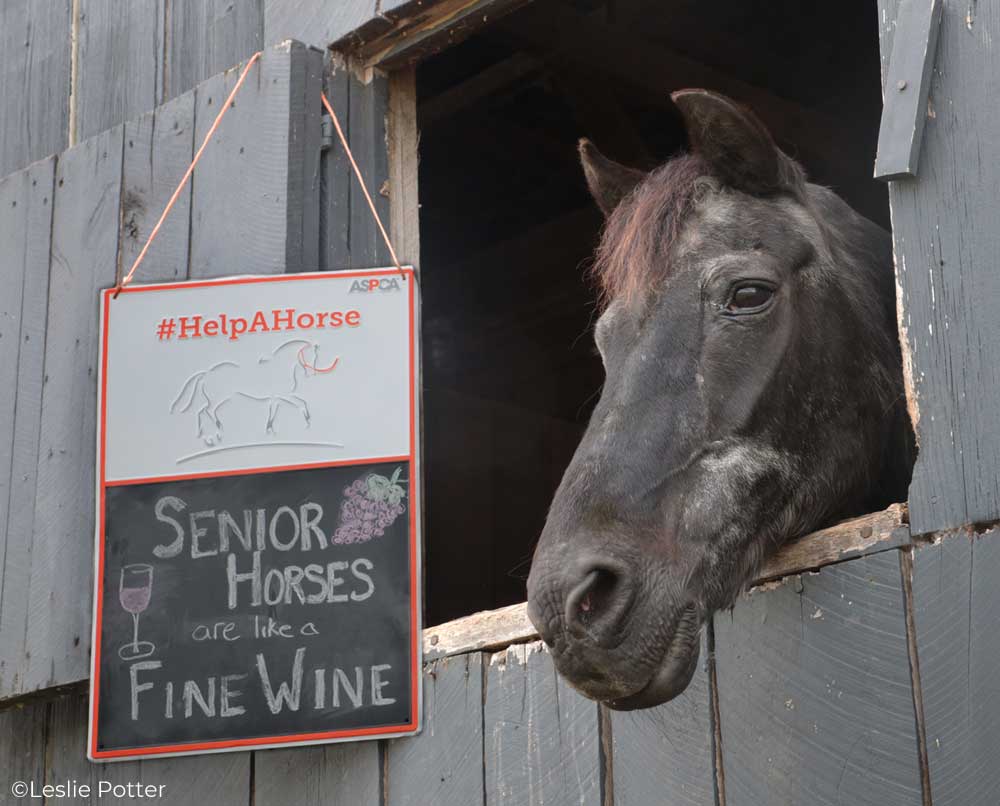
[417,0,889,626]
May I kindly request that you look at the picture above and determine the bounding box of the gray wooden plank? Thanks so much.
[874,0,943,180]
[285,42,324,271]
[387,68,420,268]
[714,551,923,805]
[877,0,1000,533]
[165,0,263,103]
[46,689,251,805]
[120,90,196,284]
[0,158,55,701]
[909,528,1000,806]
[75,0,165,142]
[320,65,351,270]
[132,752,251,806]
[386,653,485,806]
[484,641,602,806]
[610,632,716,806]
[46,690,143,803]
[104,103,252,789]
[25,127,123,695]
[0,700,48,806]
[347,72,392,268]
[263,1,379,50]
[190,42,318,277]
[254,741,381,806]
[0,0,72,178]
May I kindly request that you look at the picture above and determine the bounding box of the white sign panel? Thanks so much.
[89,268,421,761]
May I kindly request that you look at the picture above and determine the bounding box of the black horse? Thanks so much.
[527,90,915,710]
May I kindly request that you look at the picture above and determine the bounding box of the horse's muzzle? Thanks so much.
[527,546,700,707]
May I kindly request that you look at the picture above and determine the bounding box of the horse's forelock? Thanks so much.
[592,153,709,307]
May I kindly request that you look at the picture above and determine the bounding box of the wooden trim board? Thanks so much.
[335,0,533,68]
[423,503,911,660]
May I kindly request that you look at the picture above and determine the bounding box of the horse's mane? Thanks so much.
[592,153,709,307]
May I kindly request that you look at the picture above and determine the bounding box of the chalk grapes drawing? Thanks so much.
[334,467,408,544]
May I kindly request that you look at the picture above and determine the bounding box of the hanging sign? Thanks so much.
[89,268,420,761]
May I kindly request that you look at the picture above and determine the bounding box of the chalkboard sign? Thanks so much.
[90,269,420,760]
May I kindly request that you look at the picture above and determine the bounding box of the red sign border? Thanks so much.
[89,268,421,760]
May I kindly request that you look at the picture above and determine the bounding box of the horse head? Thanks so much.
[526,90,915,709]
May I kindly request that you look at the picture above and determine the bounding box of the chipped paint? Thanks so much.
[893,250,921,433]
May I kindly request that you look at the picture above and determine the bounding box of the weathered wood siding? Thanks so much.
[909,527,1000,806]
[0,0,508,180]
[7,515,993,806]
[0,41,325,702]
[609,634,716,805]
[0,158,55,699]
[0,0,402,179]
[0,2,73,181]
[714,553,923,805]
[878,0,1000,535]
[1,1,998,803]
[875,5,1000,801]
[0,36,407,801]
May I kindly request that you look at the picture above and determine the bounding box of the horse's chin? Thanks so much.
[605,609,703,711]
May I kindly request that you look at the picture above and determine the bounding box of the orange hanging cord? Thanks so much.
[320,91,404,277]
[113,52,404,297]
[114,51,261,296]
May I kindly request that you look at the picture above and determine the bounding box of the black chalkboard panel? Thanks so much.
[92,460,417,756]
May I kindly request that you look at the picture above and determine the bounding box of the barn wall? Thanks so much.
[877,0,1000,535]
[0,40,338,703]
[876,3,1000,804]
[0,0,399,179]
[1,1,998,804]
[15,529,999,806]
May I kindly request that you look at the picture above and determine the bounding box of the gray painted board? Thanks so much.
[348,73,392,267]
[120,91,196,284]
[285,43,324,271]
[46,690,251,805]
[24,129,123,696]
[714,552,923,805]
[75,0,164,142]
[264,1,380,49]
[255,741,381,806]
[165,0,263,104]
[877,0,1000,533]
[46,691,144,804]
[910,529,1000,805]
[321,66,352,270]
[874,0,943,180]
[0,158,54,701]
[485,641,602,806]
[0,1,72,178]
[190,42,320,277]
[0,700,48,806]
[610,633,716,806]
[386,653,485,805]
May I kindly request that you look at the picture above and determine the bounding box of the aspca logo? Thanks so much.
[349,277,402,293]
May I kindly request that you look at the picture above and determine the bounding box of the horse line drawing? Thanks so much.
[170,339,340,449]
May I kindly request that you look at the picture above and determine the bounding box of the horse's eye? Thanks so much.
[726,284,774,312]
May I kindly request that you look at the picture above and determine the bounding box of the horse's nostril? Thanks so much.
[565,565,628,641]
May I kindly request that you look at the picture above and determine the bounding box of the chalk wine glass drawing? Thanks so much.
[169,338,343,459]
[118,563,156,661]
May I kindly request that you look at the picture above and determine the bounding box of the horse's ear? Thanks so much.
[671,89,799,194]
[579,139,646,216]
